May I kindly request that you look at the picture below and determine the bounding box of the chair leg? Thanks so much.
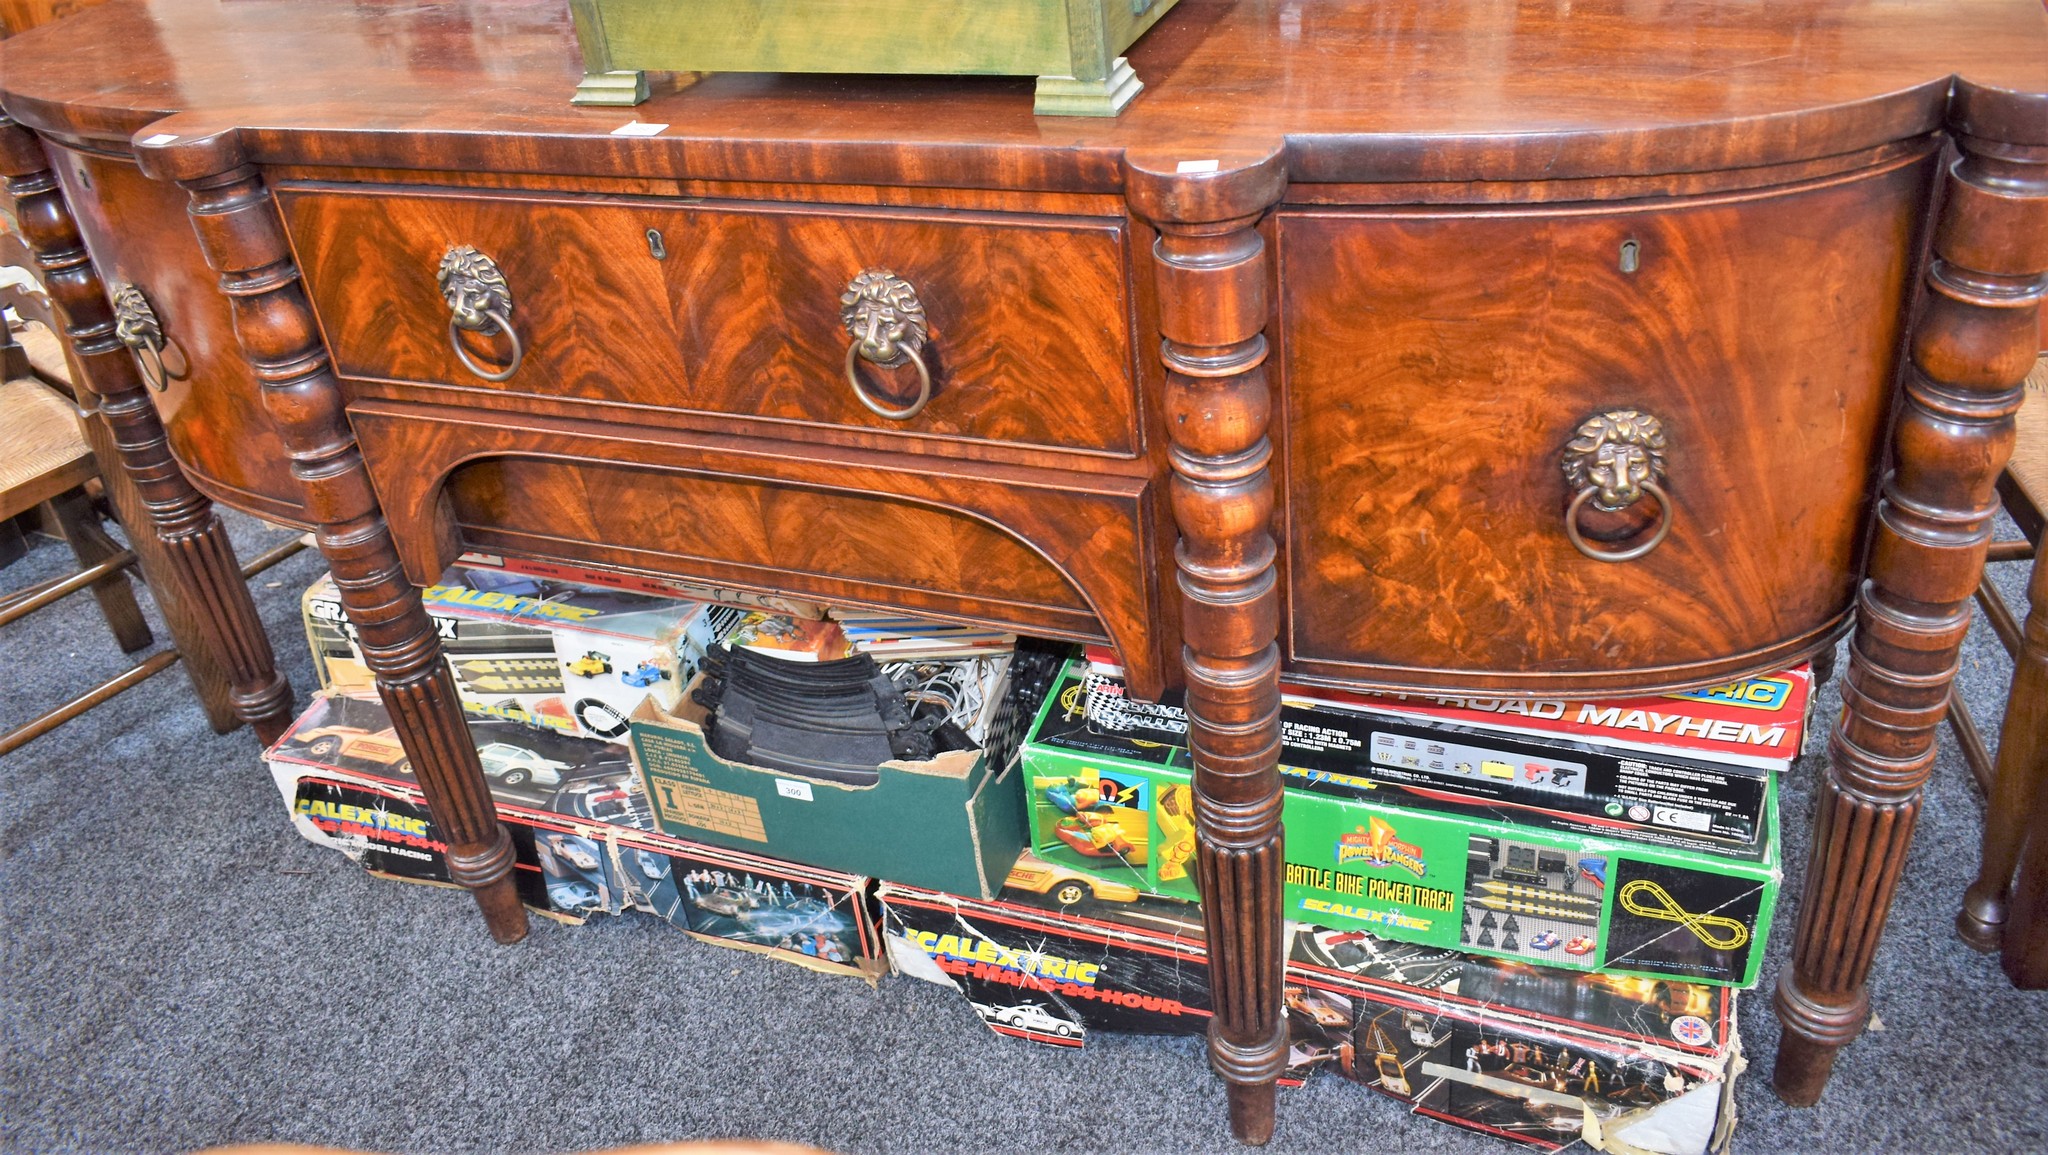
[1959,554,2048,951]
[1947,687,1995,799]
[0,515,25,567]
[1811,638,1838,687]
[46,486,151,653]
[2000,780,2048,987]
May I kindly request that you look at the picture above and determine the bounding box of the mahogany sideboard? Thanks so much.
[2,0,2043,1142]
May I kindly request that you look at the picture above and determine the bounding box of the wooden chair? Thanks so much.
[0,307,172,753]
[1953,349,2048,985]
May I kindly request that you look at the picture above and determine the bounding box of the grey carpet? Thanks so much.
[4,510,2046,1155]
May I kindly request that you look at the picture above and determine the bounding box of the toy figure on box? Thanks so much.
[1053,812,1140,860]
[1039,773,1149,864]
[1043,778,1105,814]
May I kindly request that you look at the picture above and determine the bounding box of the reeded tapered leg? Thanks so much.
[77,410,242,734]
[1130,151,1288,1144]
[0,115,294,744]
[138,129,526,944]
[1774,91,2047,1104]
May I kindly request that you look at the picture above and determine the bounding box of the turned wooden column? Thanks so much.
[0,114,294,744]
[1129,149,1288,1145]
[136,128,527,945]
[1775,84,2048,1103]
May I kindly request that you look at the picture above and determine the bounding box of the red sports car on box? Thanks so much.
[1564,935,1597,956]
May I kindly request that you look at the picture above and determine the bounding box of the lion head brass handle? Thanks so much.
[438,245,523,382]
[111,284,187,392]
[1561,409,1673,563]
[840,269,932,421]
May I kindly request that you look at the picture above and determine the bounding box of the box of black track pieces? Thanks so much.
[1285,927,1741,1155]
[267,691,884,979]
[630,636,1066,898]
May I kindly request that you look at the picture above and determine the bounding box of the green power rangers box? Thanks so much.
[1022,662,1781,988]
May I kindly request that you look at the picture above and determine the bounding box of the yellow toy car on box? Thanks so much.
[296,724,411,772]
[1004,852,1139,906]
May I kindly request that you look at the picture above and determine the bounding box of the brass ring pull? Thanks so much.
[1566,479,1673,562]
[840,269,932,422]
[1560,408,1672,563]
[445,309,523,382]
[843,338,932,420]
[111,283,187,392]
[438,245,523,382]
[132,337,169,391]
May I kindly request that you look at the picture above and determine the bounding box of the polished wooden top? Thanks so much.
[2,0,2044,190]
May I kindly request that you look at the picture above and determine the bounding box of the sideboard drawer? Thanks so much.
[1277,153,1936,691]
[344,400,1175,698]
[277,185,1140,457]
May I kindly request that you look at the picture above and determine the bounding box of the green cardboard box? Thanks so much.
[1023,663,1781,988]
[629,680,1028,899]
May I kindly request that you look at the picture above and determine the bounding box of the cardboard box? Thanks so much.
[1025,663,1782,988]
[879,876,1740,1154]
[629,662,1030,899]
[627,643,1066,898]
[302,566,715,743]
[1085,644,1812,773]
[269,694,884,979]
[878,864,1213,1047]
[1287,928,1741,1154]
[455,550,828,620]
[1289,670,1813,773]
[1064,664,1776,855]
[274,691,650,820]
